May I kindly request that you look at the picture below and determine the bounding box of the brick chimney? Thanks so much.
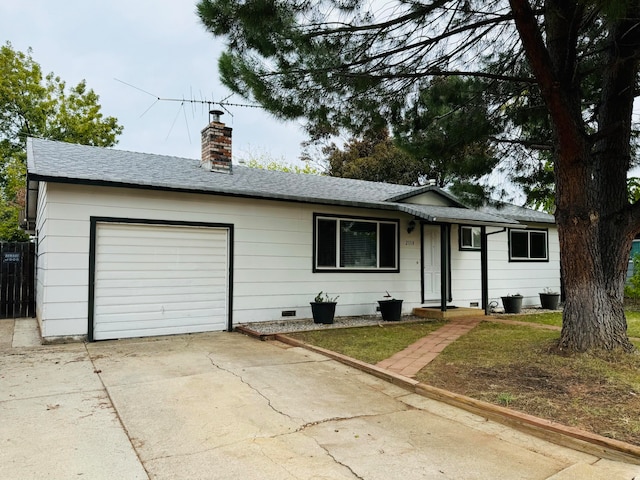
[201,110,232,173]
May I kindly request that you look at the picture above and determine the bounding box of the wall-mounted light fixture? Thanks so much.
[407,219,416,234]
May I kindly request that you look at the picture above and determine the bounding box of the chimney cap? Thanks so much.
[209,109,224,123]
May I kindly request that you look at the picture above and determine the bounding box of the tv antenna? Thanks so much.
[115,78,263,142]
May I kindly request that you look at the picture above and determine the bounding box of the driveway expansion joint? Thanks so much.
[83,343,152,480]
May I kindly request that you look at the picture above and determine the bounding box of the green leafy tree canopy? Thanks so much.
[0,42,123,240]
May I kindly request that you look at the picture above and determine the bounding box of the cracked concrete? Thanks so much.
[2,330,640,479]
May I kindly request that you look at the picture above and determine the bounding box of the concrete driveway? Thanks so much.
[1,328,639,480]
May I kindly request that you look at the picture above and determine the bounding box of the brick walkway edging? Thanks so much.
[274,331,640,466]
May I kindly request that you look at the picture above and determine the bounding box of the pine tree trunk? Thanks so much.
[557,211,635,352]
[510,0,640,352]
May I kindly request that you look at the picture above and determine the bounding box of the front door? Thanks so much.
[422,225,441,302]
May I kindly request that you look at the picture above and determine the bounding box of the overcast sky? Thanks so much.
[0,0,308,162]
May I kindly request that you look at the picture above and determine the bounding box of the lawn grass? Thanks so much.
[287,320,445,364]
[419,322,640,445]
[501,310,640,338]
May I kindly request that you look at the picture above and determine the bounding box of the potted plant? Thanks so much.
[378,291,403,321]
[501,293,523,314]
[539,288,560,310]
[310,291,339,324]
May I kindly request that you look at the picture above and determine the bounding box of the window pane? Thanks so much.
[472,228,481,248]
[511,231,529,258]
[340,221,377,267]
[379,223,397,268]
[461,226,481,249]
[529,232,547,259]
[317,219,337,267]
[461,227,472,247]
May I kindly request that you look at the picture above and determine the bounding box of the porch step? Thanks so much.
[412,306,484,320]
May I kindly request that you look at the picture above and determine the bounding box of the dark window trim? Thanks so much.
[88,216,234,341]
[312,212,400,273]
[458,224,481,251]
[508,228,549,262]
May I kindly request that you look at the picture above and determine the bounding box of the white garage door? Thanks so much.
[93,222,230,340]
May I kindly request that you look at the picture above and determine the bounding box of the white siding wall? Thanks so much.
[449,225,561,308]
[37,183,422,338]
[36,182,561,338]
[35,181,48,334]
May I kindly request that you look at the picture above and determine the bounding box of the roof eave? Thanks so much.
[29,174,401,212]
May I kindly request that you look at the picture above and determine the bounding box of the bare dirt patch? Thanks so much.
[419,324,640,445]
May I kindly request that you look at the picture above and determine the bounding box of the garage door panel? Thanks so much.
[95,298,226,316]
[95,291,227,307]
[95,323,224,340]
[94,247,228,261]
[95,267,228,280]
[98,236,228,248]
[93,223,230,340]
[94,276,227,290]
[99,235,227,250]
[96,255,226,270]
[94,307,227,325]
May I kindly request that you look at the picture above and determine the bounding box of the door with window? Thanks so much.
[422,224,441,301]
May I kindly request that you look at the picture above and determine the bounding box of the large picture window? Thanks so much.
[509,229,548,261]
[314,214,399,271]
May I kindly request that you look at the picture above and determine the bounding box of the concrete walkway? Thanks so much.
[376,317,483,377]
[0,317,42,348]
[2,319,640,479]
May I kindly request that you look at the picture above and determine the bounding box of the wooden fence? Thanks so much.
[0,242,36,318]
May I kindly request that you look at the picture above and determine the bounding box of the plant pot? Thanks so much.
[378,299,403,321]
[501,295,523,314]
[539,293,560,310]
[310,302,337,324]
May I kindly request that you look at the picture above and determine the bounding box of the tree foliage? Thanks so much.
[324,129,421,184]
[323,77,501,198]
[199,0,640,352]
[0,42,123,240]
[243,157,321,174]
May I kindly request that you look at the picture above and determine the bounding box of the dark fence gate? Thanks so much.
[0,242,36,318]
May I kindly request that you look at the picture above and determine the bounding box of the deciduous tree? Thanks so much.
[0,42,122,240]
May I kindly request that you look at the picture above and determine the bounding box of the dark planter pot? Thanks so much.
[501,295,523,314]
[310,302,337,324]
[539,293,560,310]
[378,299,403,321]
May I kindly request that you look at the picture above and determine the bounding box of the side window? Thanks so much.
[509,229,548,261]
[459,225,481,251]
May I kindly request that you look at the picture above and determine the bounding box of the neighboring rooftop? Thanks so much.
[26,137,552,227]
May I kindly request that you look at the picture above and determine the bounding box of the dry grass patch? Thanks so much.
[418,322,640,445]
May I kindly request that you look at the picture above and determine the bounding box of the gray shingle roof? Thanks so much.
[480,203,555,224]
[26,137,542,227]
